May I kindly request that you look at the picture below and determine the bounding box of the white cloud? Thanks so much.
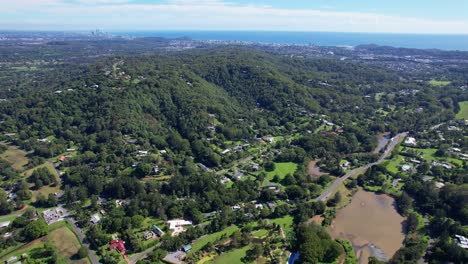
[1,0,468,34]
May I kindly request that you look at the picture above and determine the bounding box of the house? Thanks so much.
[136,150,148,157]
[6,256,18,264]
[143,231,155,240]
[152,225,165,237]
[401,165,412,172]
[431,162,452,170]
[197,163,210,172]
[109,239,126,255]
[66,148,76,152]
[0,221,10,229]
[152,165,160,174]
[58,156,67,162]
[42,208,66,225]
[90,214,101,224]
[434,182,445,189]
[404,137,417,146]
[163,251,187,264]
[220,177,231,184]
[115,199,129,207]
[233,171,244,180]
[231,205,241,211]
[263,136,275,143]
[182,244,192,252]
[455,235,468,249]
[37,138,50,143]
[160,150,167,154]
[233,145,243,152]
[249,163,260,171]
[167,219,192,236]
[221,149,231,155]
[410,159,421,164]
[263,185,280,193]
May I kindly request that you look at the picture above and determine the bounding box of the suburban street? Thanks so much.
[66,216,100,264]
[315,132,407,201]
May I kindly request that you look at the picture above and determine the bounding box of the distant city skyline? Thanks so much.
[2,0,468,34]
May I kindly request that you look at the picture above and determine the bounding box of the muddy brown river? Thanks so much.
[327,189,405,264]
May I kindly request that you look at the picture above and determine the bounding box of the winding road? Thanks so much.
[315,132,407,202]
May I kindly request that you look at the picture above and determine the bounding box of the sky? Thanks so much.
[1,0,468,34]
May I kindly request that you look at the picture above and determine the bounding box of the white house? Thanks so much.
[90,213,101,224]
[404,137,417,146]
[455,235,468,249]
[401,165,412,172]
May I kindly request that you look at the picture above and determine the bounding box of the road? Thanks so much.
[66,216,100,264]
[315,132,407,202]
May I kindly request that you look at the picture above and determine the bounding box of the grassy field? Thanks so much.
[189,225,240,256]
[385,155,406,174]
[429,80,451,87]
[456,101,468,119]
[264,162,298,182]
[269,215,294,235]
[23,162,62,202]
[0,144,29,171]
[49,226,89,264]
[208,245,252,264]
[252,229,269,238]
[406,147,463,166]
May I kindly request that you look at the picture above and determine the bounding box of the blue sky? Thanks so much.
[2,0,468,34]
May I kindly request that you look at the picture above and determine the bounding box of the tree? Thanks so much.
[77,246,88,259]
[406,213,419,233]
[264,161,276,172]
[22,219,48,241]
[396,192,413,216]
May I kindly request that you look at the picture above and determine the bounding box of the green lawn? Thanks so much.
[189,225,239,256]
[208,245,252,264]
[264,162,298,182]
[252,229,269,238]
[456,101,468,120]
[269,215,294,235]
[429,80,451,87]
[406,147,463,166]
[385,155,406,174]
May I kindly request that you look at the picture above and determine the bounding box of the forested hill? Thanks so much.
[0,48,457,164]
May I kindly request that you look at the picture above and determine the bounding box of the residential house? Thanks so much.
[42,208,66,225]
[143,231,155,240]
[152,225,165,237]
[136,150,149,157]
[109,239,126,255]
[404,137,417,146]
[455,235,468,249]
[0,221,10,229]
[401,165,412,172]
[167,219,192,236]
[233,171,244,180]
[182,244,192,252]
[90,214,101,225]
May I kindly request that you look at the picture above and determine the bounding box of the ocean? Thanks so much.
[111,31,468,51]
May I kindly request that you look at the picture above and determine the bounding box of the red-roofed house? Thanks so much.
[109,239,126,255]
[59,156,66,162]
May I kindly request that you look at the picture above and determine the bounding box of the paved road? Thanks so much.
[66,216,100,264]
[315,132,407,202]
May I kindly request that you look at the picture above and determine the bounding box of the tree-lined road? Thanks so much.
[315,132,407,202]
